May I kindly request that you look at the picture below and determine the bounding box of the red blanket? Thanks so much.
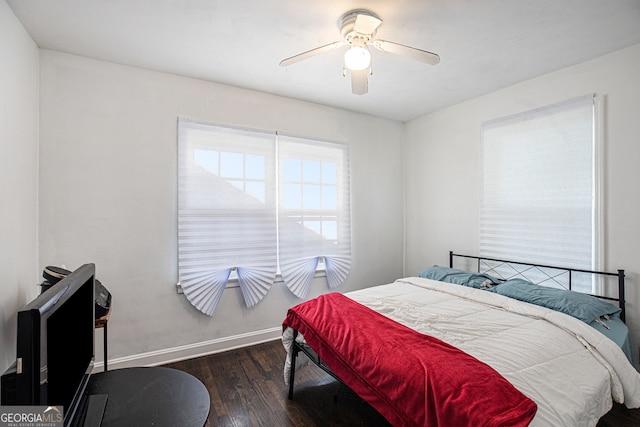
[283,292,537,427]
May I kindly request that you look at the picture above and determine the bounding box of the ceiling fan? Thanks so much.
[279,9,440,95]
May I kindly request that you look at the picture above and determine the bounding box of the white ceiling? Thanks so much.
[7,0,640,122]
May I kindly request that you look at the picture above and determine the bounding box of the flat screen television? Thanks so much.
[1,263,95,425]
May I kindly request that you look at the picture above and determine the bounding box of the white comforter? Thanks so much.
[285,277,640,426]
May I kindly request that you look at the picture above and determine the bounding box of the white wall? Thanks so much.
[38,50,405,367]
[0,0,39,373]
[404,43,640,363]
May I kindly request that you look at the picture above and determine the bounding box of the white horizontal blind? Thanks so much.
[178,119,352,315]
[178,118,277,315]
[480,95,596,291]
[278,135,351,298]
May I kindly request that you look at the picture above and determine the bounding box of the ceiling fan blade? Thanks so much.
[354,13,382,35]
[279,41,346,67]
[350,69,368,95]
[371,40,440,65]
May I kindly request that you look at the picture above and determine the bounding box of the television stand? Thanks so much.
[94,307,111,372]
[82,366,209,426]
[80,394,108,427]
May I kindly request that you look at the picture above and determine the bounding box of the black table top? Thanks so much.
[85,366,210,427]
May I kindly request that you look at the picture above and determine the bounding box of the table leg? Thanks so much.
[103,322,108,372]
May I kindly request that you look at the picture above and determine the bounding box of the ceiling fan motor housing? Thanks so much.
[339,9,380,45]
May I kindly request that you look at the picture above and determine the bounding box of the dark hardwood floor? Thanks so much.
[164,339,640,426]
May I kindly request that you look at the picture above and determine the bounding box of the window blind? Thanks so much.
[178,118,277,315]
[278,135,351,298]
[177,119,352,315]
[480,95,597,291]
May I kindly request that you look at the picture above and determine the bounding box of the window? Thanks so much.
[177,118,351,315]
[277,135,351,299]
[480,95,600,292]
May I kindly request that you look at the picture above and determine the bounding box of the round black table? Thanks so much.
[85,366,210,427]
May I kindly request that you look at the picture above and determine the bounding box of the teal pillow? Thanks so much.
[492,278,621,323]
[418,266,499,289]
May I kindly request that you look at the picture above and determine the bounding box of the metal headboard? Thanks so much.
[449,251,626,322]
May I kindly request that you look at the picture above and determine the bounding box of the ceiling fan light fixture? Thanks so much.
[344,46,371,71]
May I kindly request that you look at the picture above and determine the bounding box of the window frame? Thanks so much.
[479,94,602,293]
[176,118,351,314]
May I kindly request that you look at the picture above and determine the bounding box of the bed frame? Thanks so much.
[449,251,626,322]
[287,251,627,400]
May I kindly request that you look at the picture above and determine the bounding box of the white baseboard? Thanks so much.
[92,326,282,373]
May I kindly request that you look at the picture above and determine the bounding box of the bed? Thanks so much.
[282,252,640,426]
